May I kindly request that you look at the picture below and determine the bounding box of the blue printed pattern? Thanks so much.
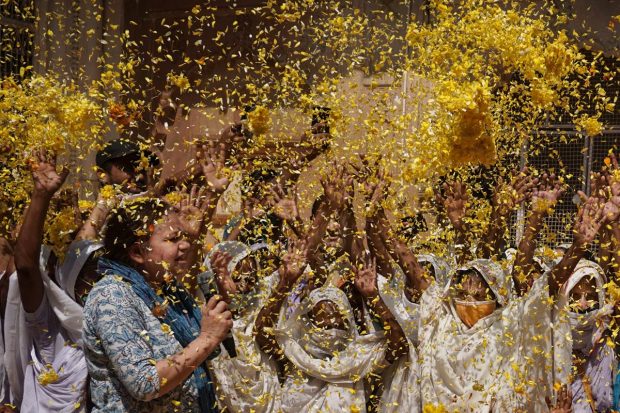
[82,274,199,412]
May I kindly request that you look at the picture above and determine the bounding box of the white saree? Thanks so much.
[207,241,283,413]
[553,260,616,412]
[23,241,94,413]
[419,259,553,412]
[375,254,452,413]
[377,270,420,413]
[275,287,387,413]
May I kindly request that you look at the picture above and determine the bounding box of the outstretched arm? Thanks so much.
[354,257,408,363]
[376,208,431,302]
[512,174,563,296]
[254,240,307,358]
[198,142,231,219]
[14,150,69,313]
[363,173,395,278]
[269,182,303,238]
[305,167,349,273]
[436,180,473,264]
[548,195,605,296]
[75,189,115,241]
[481,169,536,259]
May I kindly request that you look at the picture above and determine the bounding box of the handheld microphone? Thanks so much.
[197,271,237,358]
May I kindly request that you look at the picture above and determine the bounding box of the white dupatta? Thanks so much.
[5,243,91,412]
[377,268,420,413]
[275,287,387,413]
[3,271,30,406]
[375,255,451,413]
[2,246,53,406]
[419,259,553,412]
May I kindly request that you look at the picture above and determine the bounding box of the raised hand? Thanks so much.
[546,384,572,413]
[573,195,605,246]
[279,238,308,288]
[436,180,468,229]
[210,251,237,302]
[29,149,69,197]
[354,256,378,298]
[600,152,620,223]
[242,195,263,220]
[198,141,230,193]
[366,167,389,207]
[174,185,211,238]
[320,165,349,211]
[601,175,620,224]
[349,153,376,182]
[493,168,537,215]
[531,173,564,213]
[270,183,299,222]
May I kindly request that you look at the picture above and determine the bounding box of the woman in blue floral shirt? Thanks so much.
[83,198,232,412]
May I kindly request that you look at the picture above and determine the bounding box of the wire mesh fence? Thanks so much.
[0,0,34,81]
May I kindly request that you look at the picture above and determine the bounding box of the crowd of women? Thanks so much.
[0,117,619,413]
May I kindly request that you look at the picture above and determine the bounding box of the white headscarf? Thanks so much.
[208,241,282,413]
[275,287,387,413]
[57,239,103,301]
[377,254,452,345]
[419,259,553,412]
[553,260,616,413]
[504,247,556,279]
[418,254,451,287]
[46,239,103,344]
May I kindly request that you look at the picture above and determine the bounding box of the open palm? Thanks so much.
[31,150,69,196]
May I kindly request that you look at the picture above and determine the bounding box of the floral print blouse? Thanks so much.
[82,274,199,412]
